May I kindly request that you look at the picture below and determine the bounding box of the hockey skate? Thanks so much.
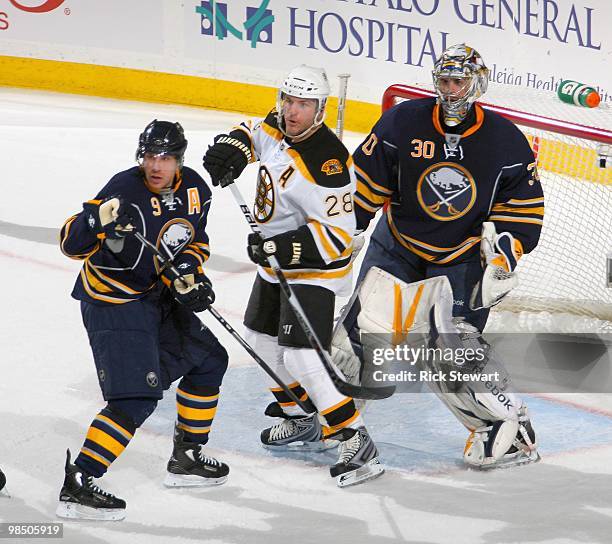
[260,402,336,452]
[464,412,540,470]
[330,427,384,487]
[164,427,229,487]
[56,450,126,521]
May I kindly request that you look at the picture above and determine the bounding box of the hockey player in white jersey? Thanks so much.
[203,65,384,487]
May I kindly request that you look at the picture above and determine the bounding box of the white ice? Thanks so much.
[1,88,611,544]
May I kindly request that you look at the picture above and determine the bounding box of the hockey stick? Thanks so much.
[132,231,312,413]
[335,73,350,141]
[226,180,395,400]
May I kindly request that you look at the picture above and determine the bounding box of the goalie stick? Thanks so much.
[132,231,313,413]
[225,176,395,401]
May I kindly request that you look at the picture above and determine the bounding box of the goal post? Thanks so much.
[381,83,612,322]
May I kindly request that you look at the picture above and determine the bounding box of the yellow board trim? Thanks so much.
[0,55,381,133]
[4,56,607,183]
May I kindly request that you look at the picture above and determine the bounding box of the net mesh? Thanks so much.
[383,83,612,322]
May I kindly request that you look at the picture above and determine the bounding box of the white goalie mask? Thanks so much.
[432,44,489,126]
[276,65,331,140]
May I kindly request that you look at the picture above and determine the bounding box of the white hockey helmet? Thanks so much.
[276,65,331,138]
[432,44,489,125]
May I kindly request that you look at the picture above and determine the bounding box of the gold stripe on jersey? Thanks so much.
[491,204,545,215]
[354,164,393,196]
[260,262,352,282]
[261,120,283,142]
[506,197,545,205]
[60,215,100,260]
[386,211,480,264]
[488,215,544,226]
[286,148,316,185]
[308,221,352,262]
[184,242,210,266]
[183,249,205,267]
[327,225,353,249]
[354,194,379,213]
[356,179,390,206]
[79,269,133,304]
[86,261,141,295]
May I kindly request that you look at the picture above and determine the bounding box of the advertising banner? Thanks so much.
[1,0,610,107]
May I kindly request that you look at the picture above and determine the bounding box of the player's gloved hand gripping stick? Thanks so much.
[132,230,312,413]
[221,170,395,401]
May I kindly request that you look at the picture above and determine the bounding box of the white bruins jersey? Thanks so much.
[234,111,356,296]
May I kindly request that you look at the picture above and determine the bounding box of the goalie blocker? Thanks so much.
[332,267,539,469]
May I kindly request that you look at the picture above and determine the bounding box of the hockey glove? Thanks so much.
[470,222,521,310]
[162,262,215,313]
[247,232,304,268]
[203,134,252,187]
[83,197,136,239]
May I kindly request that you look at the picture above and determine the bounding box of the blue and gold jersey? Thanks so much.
[354,97,544,264]
[60,166,212,304]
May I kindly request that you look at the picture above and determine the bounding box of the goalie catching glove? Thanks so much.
[161,261,215,313]
[83,197,136,239]
[203,133,253,187]
[470,222,522,310]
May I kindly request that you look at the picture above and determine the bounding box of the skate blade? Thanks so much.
[470,451,541,471]
[336,458,385,488]
[263,439,338,453]
[164,472,228,488]
[56,501,125,521]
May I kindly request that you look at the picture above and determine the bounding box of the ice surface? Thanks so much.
[1,89,611,544]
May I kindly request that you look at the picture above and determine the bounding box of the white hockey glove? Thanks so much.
[470,222,521,310]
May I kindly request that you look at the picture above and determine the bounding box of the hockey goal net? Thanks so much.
[381,84,612,324]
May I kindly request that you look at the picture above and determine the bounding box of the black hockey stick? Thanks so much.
[132,231,312,413]
[225,179,395,400]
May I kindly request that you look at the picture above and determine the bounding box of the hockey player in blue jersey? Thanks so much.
[57,120,230,521]
[337,44,543,469]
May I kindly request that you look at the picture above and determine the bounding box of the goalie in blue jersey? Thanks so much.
[335,44,543,470]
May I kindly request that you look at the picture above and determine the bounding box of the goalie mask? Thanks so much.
[276,65,330,140]
[432,44,489,126]
[136,120,188,167]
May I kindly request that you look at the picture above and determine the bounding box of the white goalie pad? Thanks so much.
[332,266,523,432]
[331,267,454,386]
[428,298,522,430]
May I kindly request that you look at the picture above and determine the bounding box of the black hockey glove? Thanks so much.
[247,232,303,268]
[203,134,252,187]
[83,196,136,239]
[162,262,215,313]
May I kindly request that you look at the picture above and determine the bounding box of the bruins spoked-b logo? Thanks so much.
[416,162,476,221]
[254,166,275,223]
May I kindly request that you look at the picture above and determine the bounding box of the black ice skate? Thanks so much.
[330,427,384,488]
[260,402,336,452]
[56,449,126,521]
[164,427,229,487]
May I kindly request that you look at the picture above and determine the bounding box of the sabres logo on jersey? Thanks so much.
[416,162,476,221]
[254,166,275,223]
[321,159,344,176]
[154,219,195,272]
